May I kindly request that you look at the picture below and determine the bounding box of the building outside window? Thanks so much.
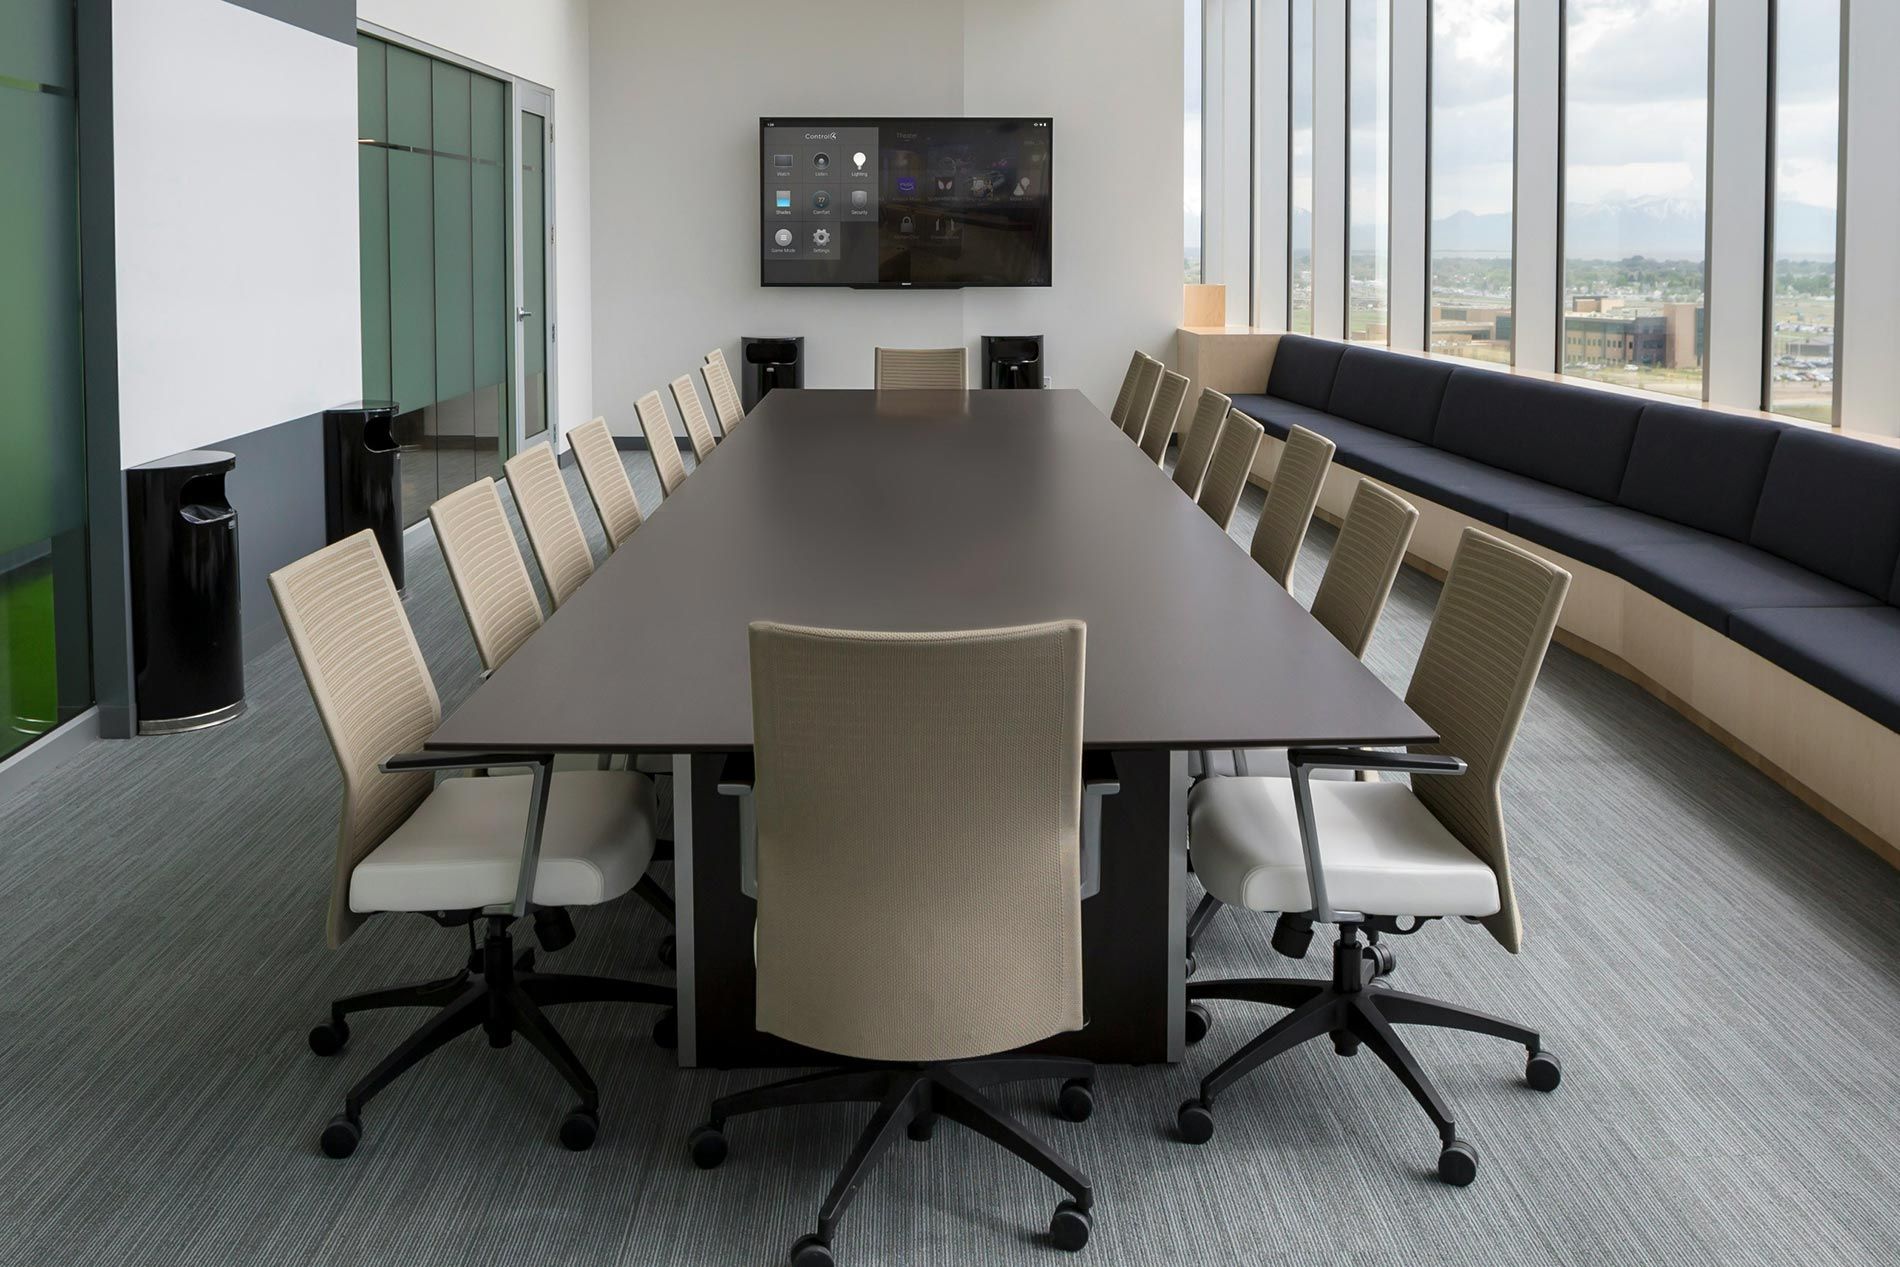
[1768,0,1841,424]
[1288,0,1315,332]
[1185,0,1203,283]
[1429,0,1514,363]
[1347,0,1391,343]
[1561,0,1708,399]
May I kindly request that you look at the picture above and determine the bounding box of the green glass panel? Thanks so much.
[431,62,470,157]
[0,0,73,89]
[385,44,431,151]
[471,74,504,164]
[387,149,435,413]
[359,146,391,400]
[0,8,89,760]
[356,36,386,144]
[522,112,548,433]
[473,160,507,393]
[433,154,473,402]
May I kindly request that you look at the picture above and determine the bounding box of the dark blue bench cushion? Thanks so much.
[1325,348,1455,443]
[1347,448,1604,530]
[1729,606,1900,735]
[1433,369,1645,502]
[1614,539,1878,632]
[1230,394,1351,442]
[1749,428,1900,600]
[1265,335,1348,410]
[1507,504,1707,574]
[1617,404,1786,543]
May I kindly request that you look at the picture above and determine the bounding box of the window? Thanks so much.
[1562,0,1708,399]
[1768,0,1840,424]
[1288,0,1314,332]
[1347,0,1390,343]
[1185,0,1203,284]
[1429,0,1514,364]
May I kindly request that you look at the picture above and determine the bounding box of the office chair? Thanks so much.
[503,442,594,609]
[1187,478,1419,968]
[636,389,688,497]
[1249,424,1337,589]
[1140,369,1191,467]
[873,345,968,390]
[569,416,646,549]
[1120,356,1164,445]
[671,374,719,462]
[1195,409,1264,531]
[702,351,746,435]
[270,531,676,1159]
[1171,388,1231,501]
[429,478,545,674]
[689,620,1116,1265]
[1108,351,1150,430]
[1177,528,1570,1185]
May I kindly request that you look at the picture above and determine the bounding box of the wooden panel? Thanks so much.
[1183,283,1227,327]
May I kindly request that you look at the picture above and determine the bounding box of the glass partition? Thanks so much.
[1,0,91,760]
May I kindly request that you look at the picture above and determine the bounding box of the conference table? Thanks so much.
[427,387,1434,1067]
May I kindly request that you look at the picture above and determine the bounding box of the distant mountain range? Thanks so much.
[1424,195,1837,261]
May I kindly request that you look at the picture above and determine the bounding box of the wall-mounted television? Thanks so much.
[759,117,1052,289]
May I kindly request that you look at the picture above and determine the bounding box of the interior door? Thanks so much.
[512,83,555,451]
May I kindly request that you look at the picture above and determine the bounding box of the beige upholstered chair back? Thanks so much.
[1309,479,1418,658]
[748,620,1087,1063]
[1406,528,1569,954]
[568,416,645,549]
[270,531,441,949]
[429,478,544,673]
[636,389,688,497]
[702,354,745,434]
[874,346,967,390]
[1196,408,1263,531]
[1249,424,1337,588]
[1108,351,1148,429]
[1139,370,1190,466]
[671,375,719,462]
[503,442,595,610]
[1120,357,1164,443]
[1171,388,1230,500]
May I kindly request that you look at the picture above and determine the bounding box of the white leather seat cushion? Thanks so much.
[1188,775,1499,918]
[351,770,656,914]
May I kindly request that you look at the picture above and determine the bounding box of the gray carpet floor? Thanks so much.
[3,443,1899,1267]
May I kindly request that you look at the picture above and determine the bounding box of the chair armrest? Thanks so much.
[1286,747,1467,778]
[717,753,760,898]
[380,750,554,775]
[1080,751,1120,900]
[1284,747,1465,925]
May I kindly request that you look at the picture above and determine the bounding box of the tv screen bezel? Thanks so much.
[758,116,1053,291]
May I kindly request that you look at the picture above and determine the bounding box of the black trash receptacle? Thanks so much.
[324,400,405,588]
[741,337,803,411]
[981,335,1043,389]
[126,450,245,735]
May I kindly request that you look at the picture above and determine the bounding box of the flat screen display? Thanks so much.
[759,117,1052,288]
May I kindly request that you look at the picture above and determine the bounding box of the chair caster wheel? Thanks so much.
[1363,941,1397,977]
[1526,1049,1561,1092]
[308,1019,349,1057]
[1438,1138,1478,1186]
[907,1111,938,1141]
[789,1233,834,1267]
[652,1009,678,1050]
[688,1123,728,1170]
[658,935,677,969]
[1332,1034,1360,1057]
[1184,1003,1211,1045]
[319,1113,360,1159]
[1056,1078,1094,1122]
[1050,1199,1092,1252]
[559,1105,598,1151]
[1185,952,1197,978]
[1176,1097,1214,1145]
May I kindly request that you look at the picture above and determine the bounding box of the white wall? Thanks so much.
[587,0,1183,432]
[112,0,360,468]
[1839,0,1900,435]
[358,0,596,436]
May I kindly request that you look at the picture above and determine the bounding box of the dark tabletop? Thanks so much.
[428,388,1433,753]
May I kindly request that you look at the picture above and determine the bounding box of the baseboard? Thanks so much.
[0,708,101,808]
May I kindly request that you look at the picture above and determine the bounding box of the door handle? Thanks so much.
[516,306,532,321]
